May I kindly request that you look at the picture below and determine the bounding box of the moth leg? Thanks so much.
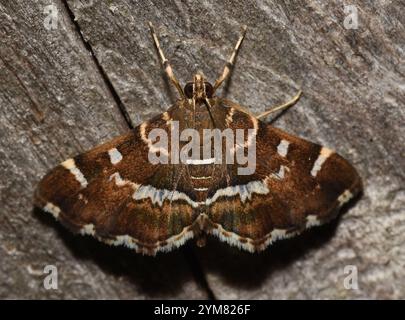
[213,25,247,92]
[148,22,185,98]
[256,90,302,119]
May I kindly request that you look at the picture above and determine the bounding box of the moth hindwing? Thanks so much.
[35,23,362,255]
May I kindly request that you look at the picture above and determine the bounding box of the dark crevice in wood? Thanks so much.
[183,245,216,300]
[61,0,134,129]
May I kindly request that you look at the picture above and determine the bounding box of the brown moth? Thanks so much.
[35,23,362,256]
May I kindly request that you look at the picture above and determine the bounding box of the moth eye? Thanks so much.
[204,82,214,98]
[184,83,194,99]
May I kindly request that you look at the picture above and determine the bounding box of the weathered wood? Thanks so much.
[66,0,405,299]
[0,0,206,299]
[1,0,404,300]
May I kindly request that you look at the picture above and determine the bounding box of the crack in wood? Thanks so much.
[61,0,134,130]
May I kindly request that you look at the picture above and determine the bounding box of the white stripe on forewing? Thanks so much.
[43,202,61,219]
[162,112,172,125]
[277,139,290,157]
[108,148,123,165]
[110,172,201,208]
[80,224,95,236]
[311,147,333,177]
[305,215,321,228]
[133,185,201,208]
[61,158,88,188]
[109,172,140,189]
[140,122,170,157]
[110,171,270,208]
[337,189,353,206]
[205,180,269,206]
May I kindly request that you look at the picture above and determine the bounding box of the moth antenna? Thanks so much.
[148,22,185,99]
[213,25,247,92]
[256,90,303,119]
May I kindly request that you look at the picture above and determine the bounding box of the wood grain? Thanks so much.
[1,0,404,299]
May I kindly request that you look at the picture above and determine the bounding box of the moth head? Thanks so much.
[184,73,214,101]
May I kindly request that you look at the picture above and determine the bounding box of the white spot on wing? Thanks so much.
[162,112,171,125]
[338,189,353,206]
[277,139,290,157]
[311,147,333,177]
[43,202,61,219]
[80,224,95,236]
[306,215,321,228]
[108,148,123,165]
[271,229,288,241]
[78,193,88,204]
[61,158,88,188]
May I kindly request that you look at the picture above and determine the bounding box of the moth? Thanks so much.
[35,23,362,256]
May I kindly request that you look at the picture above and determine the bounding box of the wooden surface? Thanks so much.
[0,0,404,299]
